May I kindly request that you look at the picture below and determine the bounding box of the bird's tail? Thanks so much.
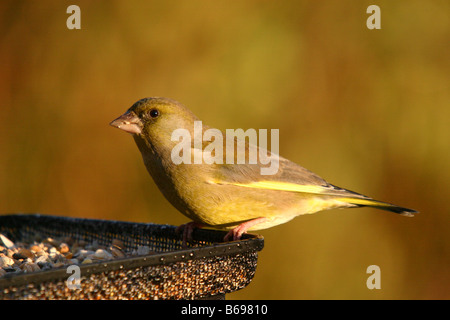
[338,197,418,217]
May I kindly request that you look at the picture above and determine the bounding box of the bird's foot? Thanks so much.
[223,217,267,242]
[176,221,204,248]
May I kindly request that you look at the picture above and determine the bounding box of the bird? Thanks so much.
[110,97,417,243]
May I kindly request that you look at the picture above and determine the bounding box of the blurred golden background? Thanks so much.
[1,0,449,299]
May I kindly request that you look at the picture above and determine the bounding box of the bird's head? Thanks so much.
[110,97,200,152]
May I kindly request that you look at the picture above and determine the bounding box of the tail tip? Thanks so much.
[399,208,419,217]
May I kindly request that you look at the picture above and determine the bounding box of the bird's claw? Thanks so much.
[223,217,267,242]
[176,222,203,248]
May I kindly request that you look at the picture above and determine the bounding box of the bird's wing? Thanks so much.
[212,159,369,199]
[198,130,416,216]
[206,137,370,199]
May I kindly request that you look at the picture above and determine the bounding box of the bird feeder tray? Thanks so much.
[0,214,264,300]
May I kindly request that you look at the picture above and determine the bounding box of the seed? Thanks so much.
[0,255,14,267]
[93,249,113,260]
[59,243,70,254]
[64,252,73,259]
[21,262,40,273]
[30,245,42,253]
[12,252,28,260]
[0,234,15,249]
[19,248,34,259]
[111,239,125,249]
[44,237,60,247]
[110,247,126,258]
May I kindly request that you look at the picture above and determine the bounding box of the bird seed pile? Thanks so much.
[0,233,155,278]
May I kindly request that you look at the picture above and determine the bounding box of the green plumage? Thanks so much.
[110,97,418,240]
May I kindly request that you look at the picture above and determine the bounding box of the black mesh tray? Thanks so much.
[0,214,264,300]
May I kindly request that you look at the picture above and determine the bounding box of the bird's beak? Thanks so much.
[110,111,143,135]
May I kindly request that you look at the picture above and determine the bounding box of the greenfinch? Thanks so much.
[110,97,417,242]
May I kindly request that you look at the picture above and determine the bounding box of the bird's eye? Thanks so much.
[149,109,159,118]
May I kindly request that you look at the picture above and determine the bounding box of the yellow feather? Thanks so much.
[217,181,327,194]
[337,197,380,206]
